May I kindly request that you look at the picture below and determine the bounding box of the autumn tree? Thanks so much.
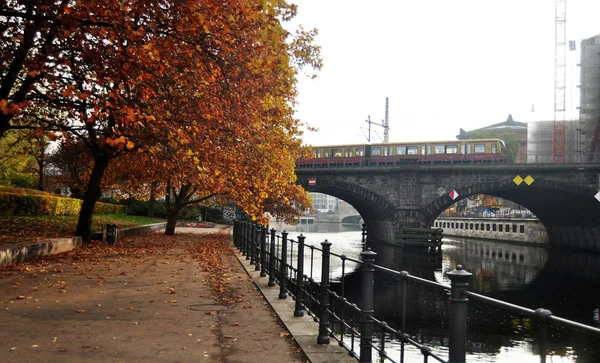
[100,1,320,235]
[0,128,52,189]
[0,1,320,239]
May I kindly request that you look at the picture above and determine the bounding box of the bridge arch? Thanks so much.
[297,176,396,243]
[421,178,600,248]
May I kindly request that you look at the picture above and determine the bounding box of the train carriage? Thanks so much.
[296,138,505,167]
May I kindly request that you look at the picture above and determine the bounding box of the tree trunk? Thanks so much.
[165,208,180,235]
[75,152,110,242]
[37,154,44,191]
[164,183,192,236]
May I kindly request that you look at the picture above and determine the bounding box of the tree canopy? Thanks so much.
[1,0,322,239]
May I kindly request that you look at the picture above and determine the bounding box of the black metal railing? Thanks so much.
[233,220,600,363]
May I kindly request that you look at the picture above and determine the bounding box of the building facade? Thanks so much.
[580,34,600,161]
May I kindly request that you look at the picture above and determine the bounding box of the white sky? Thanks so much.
[288,0,600,146]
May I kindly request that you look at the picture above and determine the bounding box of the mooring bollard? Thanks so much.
[447,265,472,363]
[260,226,267,277]
[279,231,289,299]
[317,239,332,345]
[360,248,377,363]
[294,234,306,317]
[268,228,276,286]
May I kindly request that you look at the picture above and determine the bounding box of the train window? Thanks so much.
[426,145,431,155]
[460,143,466,154]
[332,148,342,157]
[313,149,320,158]
[396,146,406,155]
[407,146,418,155]
[491,143,497,153]
[434,145,444,154]
[372,147,382,155]
[475,144,486,153]
[355,148,364,156]
[467,144,472,154]
[383,147,389,156]
[446,145,458,154]
[323,150,330,157]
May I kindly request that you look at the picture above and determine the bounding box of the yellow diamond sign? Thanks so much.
[513,175,523,185]
[524,175,534,185]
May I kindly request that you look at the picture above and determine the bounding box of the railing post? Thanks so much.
[249,224,256,264]
[254,226,261,271]
[447,264,472,363]
[360,248,377,363]
[317,240,332,345]
[233,221,238,248]
[260,226,267,277]
[239,221,245,255]
[294,234,306,317]
[245,222,251,260]
[534,308,553,363]
[361,223,367,250]
[279,231,288,299]
[268,228,276,286]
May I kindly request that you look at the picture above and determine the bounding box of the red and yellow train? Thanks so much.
[296,138,505,167]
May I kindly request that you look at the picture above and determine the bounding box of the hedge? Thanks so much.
[0,191,125,216]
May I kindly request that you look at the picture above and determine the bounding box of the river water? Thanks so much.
[268,221,600,363]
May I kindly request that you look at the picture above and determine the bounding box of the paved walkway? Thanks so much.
[0,225,355,362]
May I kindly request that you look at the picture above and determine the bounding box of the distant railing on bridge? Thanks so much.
[295,153,600,169]
[233,220,600,363]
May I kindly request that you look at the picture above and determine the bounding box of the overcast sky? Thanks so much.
[287,0,600,146]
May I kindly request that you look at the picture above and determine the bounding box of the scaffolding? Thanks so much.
[527,120,581,163]
[580,34,600,161]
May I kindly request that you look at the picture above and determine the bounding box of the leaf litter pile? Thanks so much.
[0,230,307,362]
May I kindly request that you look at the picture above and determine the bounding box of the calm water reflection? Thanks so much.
[268,222,600,363]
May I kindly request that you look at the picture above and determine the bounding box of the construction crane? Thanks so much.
[553,0,567,163]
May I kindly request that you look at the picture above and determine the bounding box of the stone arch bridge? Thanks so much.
[296,163,600,253]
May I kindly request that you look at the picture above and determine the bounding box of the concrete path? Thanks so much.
[0,226,309,362]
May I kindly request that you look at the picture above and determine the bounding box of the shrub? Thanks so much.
[0,189,125,216]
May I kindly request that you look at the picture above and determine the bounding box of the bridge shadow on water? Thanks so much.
[329,240,600,361]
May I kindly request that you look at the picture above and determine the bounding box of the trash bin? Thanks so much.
[106,224,118,245]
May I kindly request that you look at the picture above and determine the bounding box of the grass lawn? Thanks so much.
[0,214,165,246]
